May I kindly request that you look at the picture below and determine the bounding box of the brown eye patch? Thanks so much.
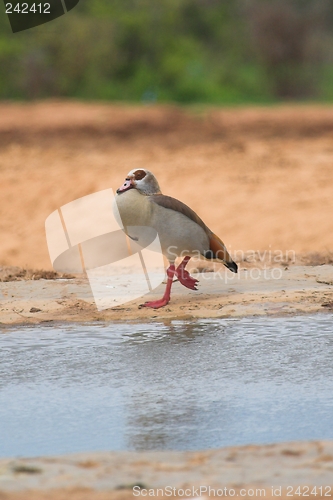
[133,169,147,180]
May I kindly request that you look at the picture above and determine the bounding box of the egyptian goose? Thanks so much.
[114,169,237,309]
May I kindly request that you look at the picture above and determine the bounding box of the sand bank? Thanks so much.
[0,265,332,325]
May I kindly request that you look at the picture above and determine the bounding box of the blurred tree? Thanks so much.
[245,0,333,98]
[0,0,333,102]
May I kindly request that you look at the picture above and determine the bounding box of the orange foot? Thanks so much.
[140,297,170,309]
[176,268,199,290]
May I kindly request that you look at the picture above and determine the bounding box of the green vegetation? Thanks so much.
[1,0,333,103]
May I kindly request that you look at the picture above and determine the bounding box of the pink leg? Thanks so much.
[175,256,198,290]
[141,265,175,309]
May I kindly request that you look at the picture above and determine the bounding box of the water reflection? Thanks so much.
[0,315,333,457]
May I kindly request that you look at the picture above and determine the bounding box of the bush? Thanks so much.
[1,0,333,102]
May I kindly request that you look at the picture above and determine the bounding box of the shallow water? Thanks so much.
[1,314,333,458]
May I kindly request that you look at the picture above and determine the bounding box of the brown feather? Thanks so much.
[209,233,238,272]
[149,194,238,272]
[149,194,210,235]
[210,233,231,262]
[133,169,147,180]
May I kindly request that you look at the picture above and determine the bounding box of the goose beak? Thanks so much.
[117,177,134,194]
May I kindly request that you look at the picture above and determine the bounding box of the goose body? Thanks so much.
[114,169,237,308]
[115,189,210,262]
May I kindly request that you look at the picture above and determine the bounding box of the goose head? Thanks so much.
[116,169,161,196]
